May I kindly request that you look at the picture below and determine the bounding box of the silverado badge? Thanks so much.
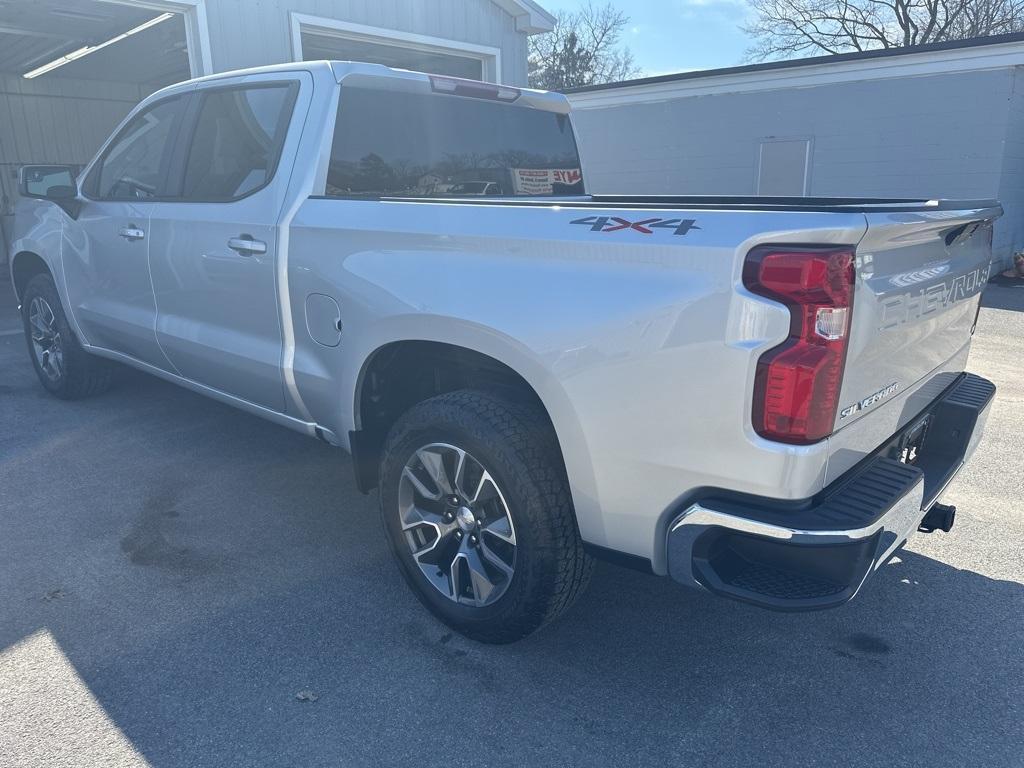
[841,382,901,420]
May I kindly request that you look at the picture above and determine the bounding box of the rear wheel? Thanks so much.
[379,390,592,644]
[21,273,113,399]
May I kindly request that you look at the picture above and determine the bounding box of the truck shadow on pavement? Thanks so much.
[1,345,1022,766]
[983,282,1024,311]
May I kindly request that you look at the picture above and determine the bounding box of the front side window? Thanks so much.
[180,84,296,201]
[92,97,182,200]
[326,87,584,198]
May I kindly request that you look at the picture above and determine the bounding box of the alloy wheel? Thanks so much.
[28,296,63,383]
[398,443,517,607]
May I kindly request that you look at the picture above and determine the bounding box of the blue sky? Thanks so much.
[539,0,754,77]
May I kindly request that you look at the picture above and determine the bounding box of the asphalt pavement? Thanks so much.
[1,278,1022,767]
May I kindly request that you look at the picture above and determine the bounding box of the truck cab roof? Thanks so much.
[155,59,572,115]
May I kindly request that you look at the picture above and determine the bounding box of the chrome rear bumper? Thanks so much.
[667,373,995,611]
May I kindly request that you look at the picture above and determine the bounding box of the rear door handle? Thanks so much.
[118,225,145,241]
[228,235,267,255]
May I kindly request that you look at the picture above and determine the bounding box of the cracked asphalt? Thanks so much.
[1,278,1022,767]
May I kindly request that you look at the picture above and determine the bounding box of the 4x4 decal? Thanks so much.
[571,216,700,236]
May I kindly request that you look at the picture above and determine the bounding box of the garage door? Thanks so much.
[0,1,192,263]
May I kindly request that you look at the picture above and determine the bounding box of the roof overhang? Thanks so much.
[566,33,1024,108]
[490,0,555,34]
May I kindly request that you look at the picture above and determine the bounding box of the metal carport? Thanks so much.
[0,0,209,265]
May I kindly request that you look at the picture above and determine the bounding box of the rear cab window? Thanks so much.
[326,84,584,198]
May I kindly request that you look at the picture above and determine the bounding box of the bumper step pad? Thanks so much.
[726,560,847,601]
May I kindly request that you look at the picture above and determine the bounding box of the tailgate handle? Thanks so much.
[944,223,979,248]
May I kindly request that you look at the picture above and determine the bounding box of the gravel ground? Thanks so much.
[0,278,1022,768]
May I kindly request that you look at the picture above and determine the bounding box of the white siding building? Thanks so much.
[567,34,1024,268]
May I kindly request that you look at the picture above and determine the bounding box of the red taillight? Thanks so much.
[743,247,856,444]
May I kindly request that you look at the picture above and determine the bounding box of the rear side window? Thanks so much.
[180,84,296,201]
[326,86,584,198]
[90,97,183,200]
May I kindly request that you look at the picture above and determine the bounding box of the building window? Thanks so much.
[301,32,484,80]
[290,14,502,83]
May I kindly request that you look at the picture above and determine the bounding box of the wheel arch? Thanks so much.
[10,251,52,302]
[348,339,594,513]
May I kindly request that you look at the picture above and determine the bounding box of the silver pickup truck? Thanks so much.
[8,61,999,643]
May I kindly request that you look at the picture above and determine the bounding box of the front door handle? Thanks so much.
[228,235,267,255]
[118,225,145,241]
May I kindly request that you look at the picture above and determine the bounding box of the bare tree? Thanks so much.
[743,0,1024,61]
[947,0,1024,36]
[528,2,641,90]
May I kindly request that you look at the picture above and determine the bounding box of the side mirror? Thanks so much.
[18,165,81,218]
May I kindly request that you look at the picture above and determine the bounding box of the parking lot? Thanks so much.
[0,277,1021,768]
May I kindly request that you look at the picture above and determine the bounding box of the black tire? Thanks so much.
[21,273,113,400]
[379,390,593,644]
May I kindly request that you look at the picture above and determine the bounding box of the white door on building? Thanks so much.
[757,138,811,196]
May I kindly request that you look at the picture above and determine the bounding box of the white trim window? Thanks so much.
[289,13,503,84]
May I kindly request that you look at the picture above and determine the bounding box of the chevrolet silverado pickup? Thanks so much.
[8,61,1000,642]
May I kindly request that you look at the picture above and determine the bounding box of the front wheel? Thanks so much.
[21,273,113,399]
[379,390,592,644]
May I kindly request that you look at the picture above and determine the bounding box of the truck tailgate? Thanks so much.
[835,204,1001,435]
